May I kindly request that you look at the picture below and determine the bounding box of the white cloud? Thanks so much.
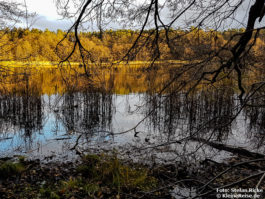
[16,0,72,30]
[25,0,59,20]
[31,15,72,31]
[17,0,257,31]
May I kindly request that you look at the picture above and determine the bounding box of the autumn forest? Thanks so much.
[1,27,265,62]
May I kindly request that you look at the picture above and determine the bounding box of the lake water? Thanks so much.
[0,66,264,163]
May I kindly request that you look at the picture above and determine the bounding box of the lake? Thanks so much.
[0,65,264,164]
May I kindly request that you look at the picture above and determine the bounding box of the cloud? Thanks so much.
[20,0,257,31]
[31,15,72,31]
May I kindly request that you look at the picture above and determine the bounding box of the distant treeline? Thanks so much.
[0,27,264,62]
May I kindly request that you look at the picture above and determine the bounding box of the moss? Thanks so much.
[60,178,101,197]
[77,154,101,179]
[77,154,157,192]
[83,183,100,195]
[0,160,25,178]
[40,187,60,199]
[18,155,26,163]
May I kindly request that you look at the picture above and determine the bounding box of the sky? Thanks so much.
[22,0,72,30]
[18,0,260,31]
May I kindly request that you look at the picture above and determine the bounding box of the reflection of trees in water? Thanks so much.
[140,87,265,169]
[146,89,235,142]
[244,93,265,148]
[0,66,263,156]
[60,89,113,138]
[0,85,43,139]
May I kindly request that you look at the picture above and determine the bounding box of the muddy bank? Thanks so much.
[0,154,265,199]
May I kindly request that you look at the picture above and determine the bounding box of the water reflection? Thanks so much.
[145,88,235,142]
[0,66,264,161]
[244,94,265,149]
[0,85,43,136]
[60,90,113,139]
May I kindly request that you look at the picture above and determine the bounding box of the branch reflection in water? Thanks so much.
[0,65,264,163]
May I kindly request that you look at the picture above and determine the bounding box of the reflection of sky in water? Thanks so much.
[0,92,264,162]
[0,94,66,158]
[0,107,66,156]
[0,94,146,160]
